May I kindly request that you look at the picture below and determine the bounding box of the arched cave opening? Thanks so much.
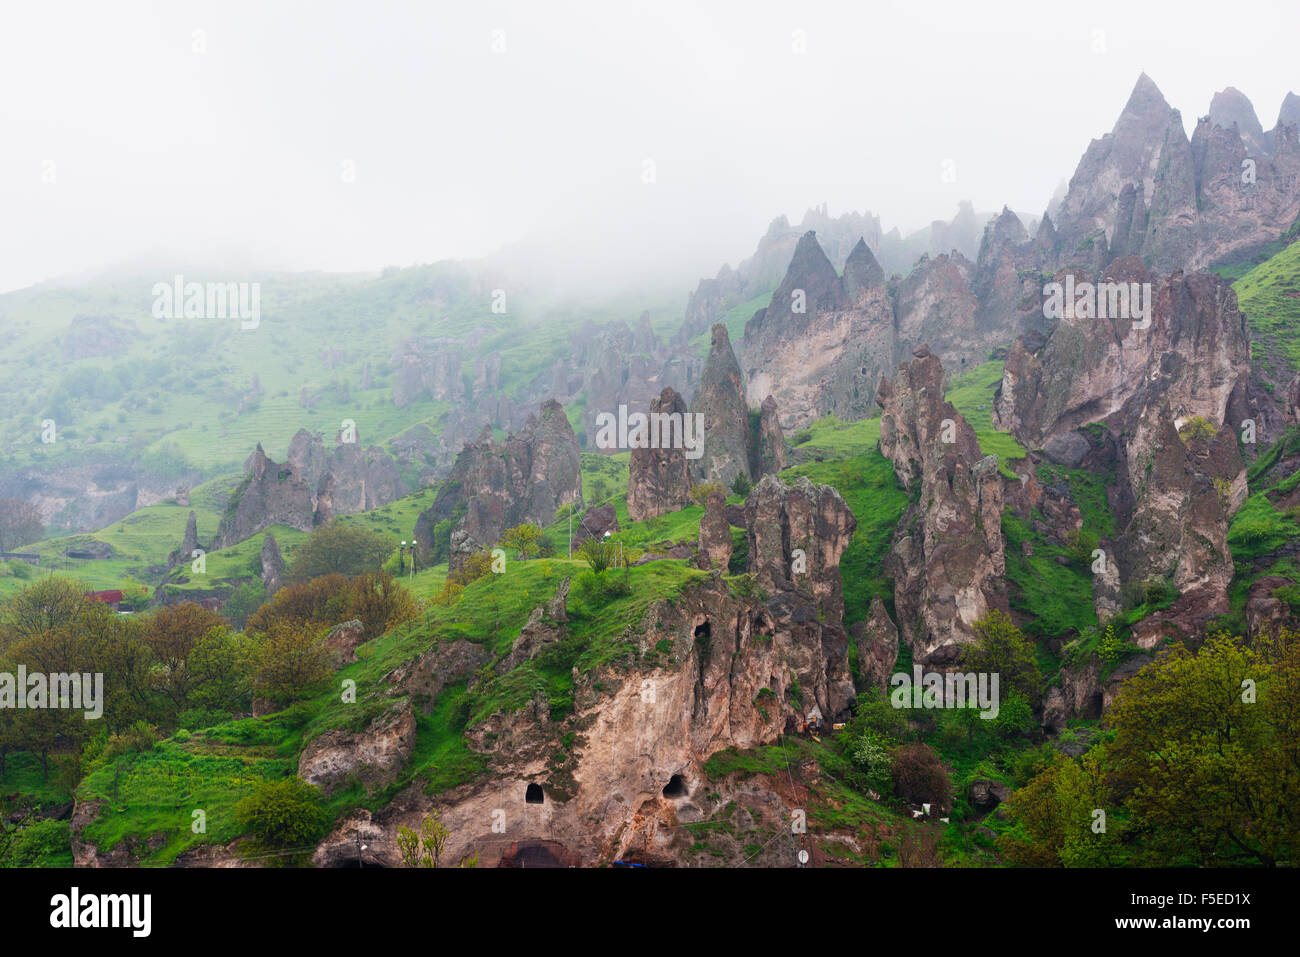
[662,774,688,799]
[525,782,544,804]
[694,621,711,641]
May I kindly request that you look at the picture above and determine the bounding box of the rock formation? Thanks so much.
[413,400,583,568]
[215,444,316,548]
[260,532,286,596]
[995,261,1253,635]
[168,510,200,568]
[390,336,464,407]
[697,491,733,570]
[625,387,694,521]
[688,324,751,487]
[753,395,788,476]
[876,346,1007,664]
[1049,75,1300,273]
[743,233,894,429]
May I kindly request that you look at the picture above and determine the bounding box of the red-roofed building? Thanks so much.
[86,590,125,610]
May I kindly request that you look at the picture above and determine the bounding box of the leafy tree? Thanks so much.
[500,522,543,560]
[999,748,1118,867]
[963,610,1043,707]
[578,538,617,575]
[891,742,952,810]
[0,577,89,648]
[1179,415,1218,442]
[0,498,43,553]
[250,620,330,705]
[730,471,753,497]
[1106,632,1297,866]
[397,809,478,868]
[690,481,725,508]
[142,602,226,713]
[222,581,267,630]
[288,522,394,584]
[346,569,418,640]
[186,626,252,713]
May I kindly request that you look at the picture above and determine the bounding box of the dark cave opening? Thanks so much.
[694,621,710,641]
[525,782,544,804]
[662,774,688,799]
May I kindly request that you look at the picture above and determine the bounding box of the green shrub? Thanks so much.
[235,777,327,851]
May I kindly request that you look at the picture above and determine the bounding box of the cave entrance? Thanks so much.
[662,774,688,799]
[694,621,710,640]
[525,783,544,804]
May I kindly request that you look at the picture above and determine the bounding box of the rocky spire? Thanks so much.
[261,532,286,596]
[688,323,751,488]
[766,231,845,323]
[626,387,694,521]
[842,237,884,301]
[754,395,788,476]
[1209,86,1266,153]
[168,510,200,568]
[1278,91,1300,131]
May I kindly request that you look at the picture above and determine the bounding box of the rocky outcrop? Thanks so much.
[413,400,583,569]
[996,262,1252,635]
[215,444,315,548]
[215,430,406,549]
[260,532,286,596]
[852,597,900,691]
[389,639,492,712]
[689,324,751,487]
[680,208,886,344]
[502,578,571,672]
[753,395,788,476]
[994,262,1253,447]
[1049,75,1300,273]
[571,503,620,546]
[298,701,416,795]
[579,318,700,451]
[287,428,407,521]
[743,233,894,430]
[745,473,857,621]
[626,388,694,521]
[876,346,1007,664]
[168,511,200,568]
[390,336,464,407]
[697,491,733,570]
[323,619,366,667]
[894,252,981,371]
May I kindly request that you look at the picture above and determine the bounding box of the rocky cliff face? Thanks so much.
[753,395,788,476]
[876,346,1007,664]
[288,427,406,520]
[414,400,583,568]
[688,324,751,487]
[1049,74,1300,273]
[390,336,464,407]
[996,261,1254,634]
[743,233,894,430]
[626,387,695,521]
[578,317,700,452]
[312,476,858,868]
[215,444,316,548]
[214,429,407,549]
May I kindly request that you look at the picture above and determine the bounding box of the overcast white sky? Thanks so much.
[1,0,1297,294]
